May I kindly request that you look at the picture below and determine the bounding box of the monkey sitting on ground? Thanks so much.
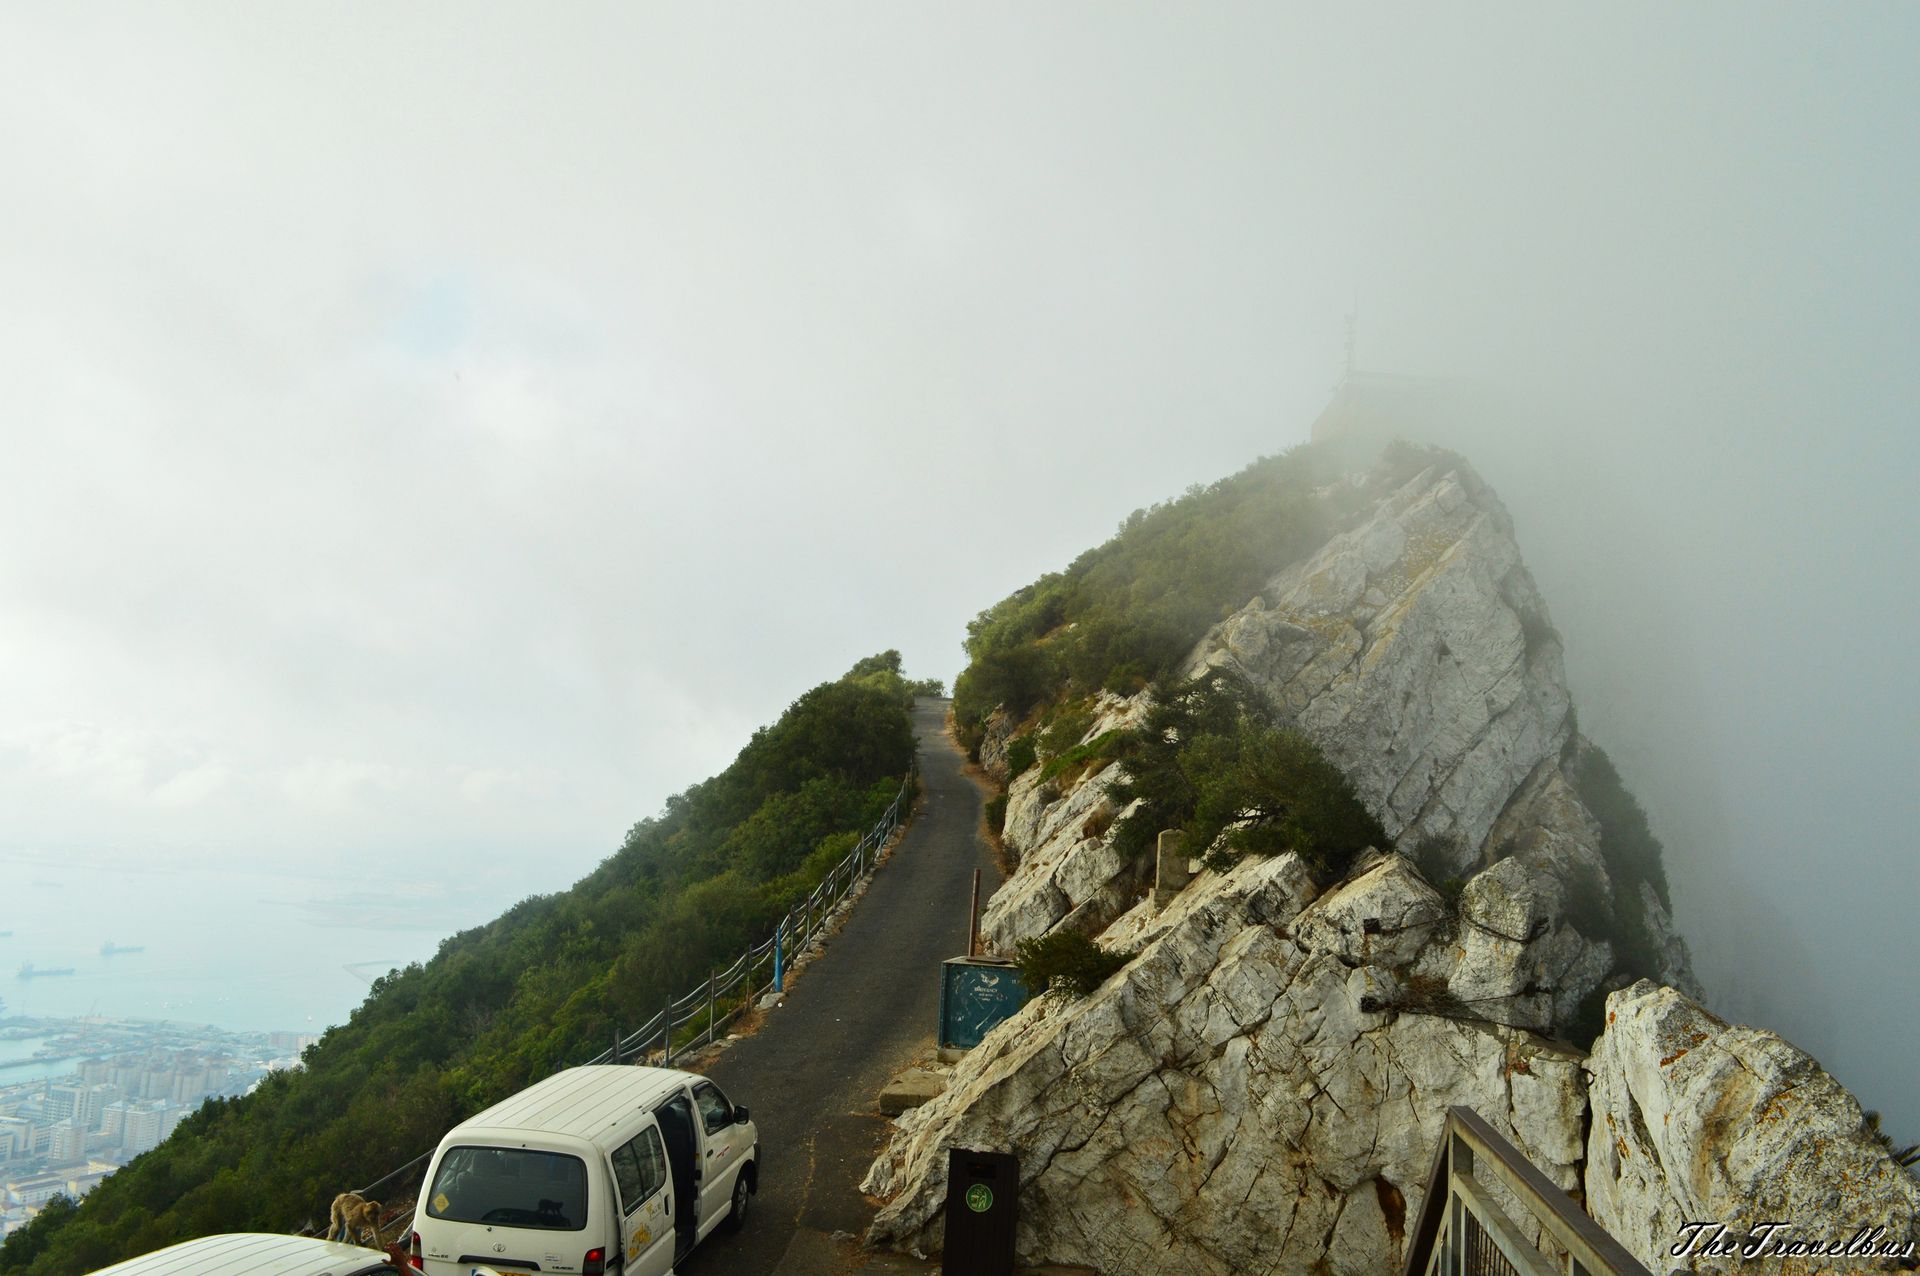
[326,1192,383,1247]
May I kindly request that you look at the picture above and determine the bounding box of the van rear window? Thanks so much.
[425,1146,589,1231]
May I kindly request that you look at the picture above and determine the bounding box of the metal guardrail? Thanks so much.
[583,768,916,1067]
[1403,1106,1653,1276]
[300,767,916,1237]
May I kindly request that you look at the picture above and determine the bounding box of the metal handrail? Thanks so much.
[289,763,915,1241]
[1403,1106,1653,1276]
[581,767,914,1067]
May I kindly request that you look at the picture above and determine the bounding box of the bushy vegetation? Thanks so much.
[1571,742,1672,912]
[1014,930,1137,998]
[0,655,927,1276]
[951,441,1403,891]
[952,444,1380,741]
[1560,741,1673,983]
[1004,733,1037,779]
[1109,674,1387,882]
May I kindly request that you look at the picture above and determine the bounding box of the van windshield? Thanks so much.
[425,1146,590,1231]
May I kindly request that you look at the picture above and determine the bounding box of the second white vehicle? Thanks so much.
[408,1065,756,1276]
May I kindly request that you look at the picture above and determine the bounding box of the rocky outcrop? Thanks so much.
[1585,982,1920,1274]
[870,449,1915,1274]
[977,707,1019,784]
[867,850,1590,1275]
[1184,463,1564,860]
[975,459,1694,1019]
[1182,460,1695,1010]
[978,690,1154,954]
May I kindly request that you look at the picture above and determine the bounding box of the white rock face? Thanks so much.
[1182,460,1697,1009]
[1586,982,1920,1275]
[867,851,1590,1275]
[976,707,1018,783]
[877,450,1905,1274]
[979,459,1694,1014]
[978,689,1156,956]
[1185,463,1565,858]
[980,762,1145,953]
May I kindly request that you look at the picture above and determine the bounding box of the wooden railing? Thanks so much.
[1403,1106,1653,1276]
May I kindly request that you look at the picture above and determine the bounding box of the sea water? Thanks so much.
[0,846,573,1036]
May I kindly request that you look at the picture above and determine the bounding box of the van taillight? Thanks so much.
[583,1247,606,1275]
[407,1230,424,1270]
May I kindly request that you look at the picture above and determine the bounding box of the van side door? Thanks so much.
[609,1125,676,1276]
[690,1079,748,1236]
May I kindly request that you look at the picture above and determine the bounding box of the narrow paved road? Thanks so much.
[680,697,1000,1276]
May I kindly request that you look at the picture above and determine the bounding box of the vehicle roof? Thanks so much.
[449,1065,694,1150]
[84,1233,393,1276]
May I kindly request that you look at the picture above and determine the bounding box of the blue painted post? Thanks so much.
[773,919,784,993]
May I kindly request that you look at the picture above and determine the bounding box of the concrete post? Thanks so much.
[1153,829,1193,912]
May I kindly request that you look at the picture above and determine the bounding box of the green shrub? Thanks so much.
[984,794,1009,837]
[1109,673,1386,881]
[951,443,1375,730]
[1409,833,1465,886]
[1039,706,1095,758]
[1038,730,1129,784]
[1571,742,1672,911]
[1004,734,1037,779]
[1014,930,1137,998]
[1567,740,1673,983]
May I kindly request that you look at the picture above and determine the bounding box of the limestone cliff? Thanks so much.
[979,454,1695,1025]
[869,849,1589,1273]
[1587,983,1920,1274]
[875,449,1913,1272]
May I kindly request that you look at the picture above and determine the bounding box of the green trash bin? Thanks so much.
[939,956,1029,1052]
[942,1147,1017,1275]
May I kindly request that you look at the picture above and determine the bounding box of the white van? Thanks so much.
[408,1065,757,1276]
[85,1233,401,1275]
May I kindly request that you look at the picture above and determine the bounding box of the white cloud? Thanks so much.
[278,759,411,811]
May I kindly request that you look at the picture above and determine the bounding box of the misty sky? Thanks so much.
[2,6,1915,1126]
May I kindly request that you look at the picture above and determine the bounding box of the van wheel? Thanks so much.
[725,1171,751,1232]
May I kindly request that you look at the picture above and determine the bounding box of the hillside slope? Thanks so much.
[1,653,929,1276]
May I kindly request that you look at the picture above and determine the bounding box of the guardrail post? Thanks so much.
[612,1026,621,1065]
[967,868,982,957]
[707,971,717,1045]
[662,994,673,1067]
[774,919,784,993]
[1451,1131,1471,1276]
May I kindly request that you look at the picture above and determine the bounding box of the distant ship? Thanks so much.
[17,963,76,979]
[100,942,145,956]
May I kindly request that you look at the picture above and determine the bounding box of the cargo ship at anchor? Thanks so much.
[17,963,76,979]
[101,942,145,956]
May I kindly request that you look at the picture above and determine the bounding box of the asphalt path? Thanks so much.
[679,697,1000,1276]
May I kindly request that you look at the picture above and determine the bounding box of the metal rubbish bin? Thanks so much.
[939,956,1030,1052]
[942,1147,1018,1275]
